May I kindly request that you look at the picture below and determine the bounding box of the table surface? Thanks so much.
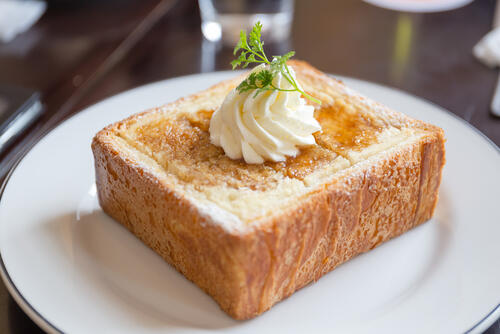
[0,0,498,332]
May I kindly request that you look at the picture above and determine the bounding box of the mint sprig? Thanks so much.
[230,22,321,104]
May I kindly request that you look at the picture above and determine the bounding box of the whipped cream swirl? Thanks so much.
[209,65,321,164]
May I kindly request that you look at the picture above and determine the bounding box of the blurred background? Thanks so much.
[0,0,498,332]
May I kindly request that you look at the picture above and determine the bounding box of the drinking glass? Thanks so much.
[198,0,294,46]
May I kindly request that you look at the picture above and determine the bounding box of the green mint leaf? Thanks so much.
[256,69,273,88]
[247,72,258,86]
[246,53,256,63]
[236,72,256,93]
[231,51,247,69]
[230,21,321,105]
[230,60,238,70]
[233,30,247,55]
[248,21,263,50]
[279,51,295,63]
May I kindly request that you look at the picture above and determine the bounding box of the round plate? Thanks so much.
[363,0,474,12]
[0,72,499,334]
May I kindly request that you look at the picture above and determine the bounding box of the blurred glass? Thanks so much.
[198,0,294,46]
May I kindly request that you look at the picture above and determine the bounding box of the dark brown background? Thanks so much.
[0,0,498,332]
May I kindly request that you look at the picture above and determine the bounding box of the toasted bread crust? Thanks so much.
[92,61,445,319]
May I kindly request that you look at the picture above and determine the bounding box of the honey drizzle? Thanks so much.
[314,100,384,159]
[131,98,387,185]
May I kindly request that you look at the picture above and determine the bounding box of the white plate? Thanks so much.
[363,0,474,12]
[0,72,499,334]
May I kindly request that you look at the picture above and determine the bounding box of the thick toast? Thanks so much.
[92,60,445,319]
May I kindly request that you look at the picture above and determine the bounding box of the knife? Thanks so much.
[0,85,43,155]
[490,0,500,117]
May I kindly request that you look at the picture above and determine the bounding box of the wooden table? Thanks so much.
[0,0,498,332]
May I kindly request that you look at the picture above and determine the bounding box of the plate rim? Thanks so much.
[363,0,474,13]
[0,71,498,334]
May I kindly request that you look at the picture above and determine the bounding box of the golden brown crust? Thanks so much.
[219,129,445,318]
[91,61,446,319]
